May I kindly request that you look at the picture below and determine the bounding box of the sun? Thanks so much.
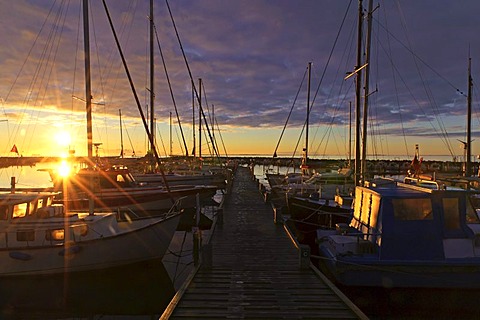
[57,160,71,178]
[55,130,72,147]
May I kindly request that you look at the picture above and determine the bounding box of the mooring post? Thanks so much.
[10,177,15,193]
[264,191,270,203]
[193,226,202,266]
[273,206,283,225]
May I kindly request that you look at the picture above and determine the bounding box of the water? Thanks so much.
[0,259,175,319]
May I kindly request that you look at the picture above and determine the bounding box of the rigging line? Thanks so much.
[272,67,308,158]
[309,49,353,159]
[200,79,217,155]
[373,18,465,98]
[215,117,228,158]
[156,123,168,157]
[473,80,480,128]
[174,126,185,156]
[313,80,355,159]
[71,3,82,129]
[25,0,71,156]
[121,118,136,157]
[102,0,175,200]
[308,3,355,157]
[3,1,59,155]
[153,21,189,156]
[90,0,110,151]
[200,81,220,156]
[376,35,456,157]
[381,3,409,158]
[17,1,63,149]
[392,1,457,157]
[310,0,353,111]
[165,0,219,158]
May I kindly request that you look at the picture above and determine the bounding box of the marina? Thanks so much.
[1,0,480,318]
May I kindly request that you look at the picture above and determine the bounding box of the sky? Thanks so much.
[0,0,480,162]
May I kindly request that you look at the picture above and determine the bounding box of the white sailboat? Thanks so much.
[0,0,182,277]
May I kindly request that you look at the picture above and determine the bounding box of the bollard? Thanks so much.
[193,227,201,266]
[299,245,311,269]
[273,206,283,225]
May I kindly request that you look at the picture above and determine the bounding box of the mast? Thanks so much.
[354,0,363,186]
[83,0,92,162]
[198,78,202,158]
[306,62,311,163]
[119,109,124,158]
[466,55,472,177]
[361,0,373,182]
[169,111,173,156]
[192,80,196,157]
[149,0,155,153]
[349,101,352,167]
[83,0,94,215]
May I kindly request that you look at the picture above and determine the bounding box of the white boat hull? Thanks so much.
[0,213,181,276]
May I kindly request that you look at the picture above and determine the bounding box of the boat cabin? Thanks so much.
[53,165,138,192]
[0,192,59,221]
[333,179,480,260]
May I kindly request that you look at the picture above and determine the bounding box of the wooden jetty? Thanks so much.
[161,166,368,319]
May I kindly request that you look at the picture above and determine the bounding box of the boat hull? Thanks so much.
[57,185,218,212]
[318,247,480,289]
[0,214,181,276]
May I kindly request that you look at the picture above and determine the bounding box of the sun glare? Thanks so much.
[55,131,71,147]
[57,160,71,178]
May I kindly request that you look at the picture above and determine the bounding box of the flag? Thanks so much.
[10,144,18,154]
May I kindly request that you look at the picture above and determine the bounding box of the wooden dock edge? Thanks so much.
[282,222,370,320]
[160,186,226,320]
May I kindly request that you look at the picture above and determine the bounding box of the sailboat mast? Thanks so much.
[83,0,93,162]
[466,55,472,176]
[119,109,124,158]
[192,80,196,157]
[198,78,202,158]
[354,0,363,186]
[306,62,311,163]
[149,0,155,152]
[361,0,373,182]
[349,101,352,167]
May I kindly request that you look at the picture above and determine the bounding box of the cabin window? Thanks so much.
[442,198,460,230]
[27,200,37,217]
[46,229,65,241]
[392,198,433,220]
[17,230,34,241]
[12,203,28,218]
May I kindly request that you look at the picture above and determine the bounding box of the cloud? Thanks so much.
[1,0,480,157]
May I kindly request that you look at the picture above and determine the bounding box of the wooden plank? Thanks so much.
[161,166,369,319]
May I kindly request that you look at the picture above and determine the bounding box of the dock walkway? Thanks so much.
[161,166,368,319]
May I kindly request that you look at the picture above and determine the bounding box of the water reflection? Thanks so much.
[0,259,175,319]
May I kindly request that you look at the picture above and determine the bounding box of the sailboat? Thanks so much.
[315,0,480,290]
[0,0,183,277]
[49,0,219,214]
